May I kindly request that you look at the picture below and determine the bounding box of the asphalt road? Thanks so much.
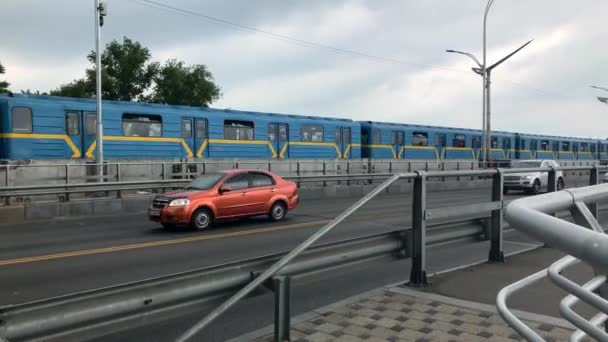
[0,181,601,341]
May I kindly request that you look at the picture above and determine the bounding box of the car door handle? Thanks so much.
[241,192,247,196]
[271,189,276,193]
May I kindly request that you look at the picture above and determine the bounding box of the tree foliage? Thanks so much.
[50,37,221,107]
[148,59,221,107]
[0,62,10,93]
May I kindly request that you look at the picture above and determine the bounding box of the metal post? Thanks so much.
[65,164,71,202]
[116,163,122,199]
[489,169,504,262]
[346,161,351,186]
[322,161,327,187]
[485,70,492,165]
[409,172,427,287]
[547,167,557,193]
[590,166,600,218]
[272,276,291,342]
[95,0,104,181]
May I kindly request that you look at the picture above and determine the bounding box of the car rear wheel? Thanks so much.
[191,208,213,231]
[269,201,287,221]
[557,177,565,191]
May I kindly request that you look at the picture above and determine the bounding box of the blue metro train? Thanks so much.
[1,93,606,161]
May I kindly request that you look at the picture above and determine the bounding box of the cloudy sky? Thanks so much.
[2,0,607,138]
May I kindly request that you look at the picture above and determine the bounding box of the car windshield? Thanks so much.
[512,161,542,168]
[189,173,225,190]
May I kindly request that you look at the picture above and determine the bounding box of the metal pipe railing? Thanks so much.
[500,181,608,341]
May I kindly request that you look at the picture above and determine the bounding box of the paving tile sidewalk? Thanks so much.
[235,286,578,342]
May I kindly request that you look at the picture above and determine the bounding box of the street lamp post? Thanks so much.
[95,0,107,180]
[446,0,532,167]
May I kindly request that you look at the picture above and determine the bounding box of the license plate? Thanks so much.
[148,208,161,216]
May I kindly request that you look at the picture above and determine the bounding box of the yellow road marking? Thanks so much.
[0,220,330,267]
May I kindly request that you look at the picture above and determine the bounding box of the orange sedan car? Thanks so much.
[148,170,299,230]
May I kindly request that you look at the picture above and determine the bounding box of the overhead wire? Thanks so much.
[133,0,579,99]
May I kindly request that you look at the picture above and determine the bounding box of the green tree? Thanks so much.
[50,78,91,97]
[51,37,158,101]
[86,37,159,101]
[21,89,49,95]
[148,59,221,107]
[0,62,10,93]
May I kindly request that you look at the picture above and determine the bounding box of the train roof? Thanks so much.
[0,93,355,123]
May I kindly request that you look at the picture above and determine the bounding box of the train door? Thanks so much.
[435,133,447,159]
[268,123,289,158]
[335,126,352,159]
[194,118,209,158]
[391,130,404,159]
[65,111,96,159]
[181,118,194,158]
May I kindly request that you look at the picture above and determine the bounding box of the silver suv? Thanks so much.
[503,160,564,195]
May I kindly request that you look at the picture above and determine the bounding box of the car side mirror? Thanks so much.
[219,184,232,193]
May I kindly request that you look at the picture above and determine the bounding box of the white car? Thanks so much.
[503,160,565,195]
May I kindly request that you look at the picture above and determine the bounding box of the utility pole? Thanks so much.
[95,0,107,180]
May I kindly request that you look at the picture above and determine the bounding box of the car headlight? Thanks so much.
[168,198,190,207]
[523,176,534,180]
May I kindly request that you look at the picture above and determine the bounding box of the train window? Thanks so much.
[471,136,481,148]
[196,119,207,139]
[65,112,80,135]
[85,113,96,135]
[335,128,341,144]
[590,144,596,153]
[279,125,288,142]
[181,119,192,138]
[436,134,447,147]
[122,114,162,137]
[372,128,381,144]
[343,127,351,144]
[581,143,588,152]
[553,142,559,152]
[491,137,498,148]
[391,131,404,145]
[541,140,549,151]
[268,124,276,142]
[412,131,428,146]
[11,107,32,133]
[300,125,323,142]
[503,138,511,150]
[452,134,466,148]
[530,139,538,151]
[224,120,254,140]
[562,142,570,151]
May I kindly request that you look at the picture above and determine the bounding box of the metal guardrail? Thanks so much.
[498,175,608,341]
[0,166,606,342]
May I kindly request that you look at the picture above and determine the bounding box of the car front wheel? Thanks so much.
[269,201,287,221]
[529,179,541,195]
[191,208,213,231]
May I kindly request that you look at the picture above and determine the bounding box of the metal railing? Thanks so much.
[0,166,606,342]
[498,169,608,341]
[1,158,597,189]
